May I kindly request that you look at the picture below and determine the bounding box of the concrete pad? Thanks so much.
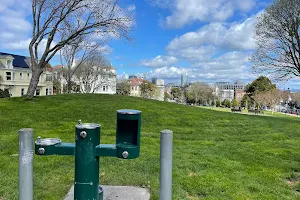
[64,185,150,200]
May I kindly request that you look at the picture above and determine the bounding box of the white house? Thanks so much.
[81,66,116,94]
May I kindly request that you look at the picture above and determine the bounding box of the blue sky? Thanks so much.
[0,0,299,90]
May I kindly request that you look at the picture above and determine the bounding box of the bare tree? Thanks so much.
[252,0,300,80]
[140,80,156,99]
[60,35,99,93]
[291,92,300,101]
[189,82,202,105]
[27,0,133,97]
[188,82,214,105]
[116,80,130,95]
[264,89,282,114]
[253,89,281,113]
[252,92,267,109]
[75,53,115,93]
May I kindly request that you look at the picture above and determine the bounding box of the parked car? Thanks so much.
[281,109,287,113]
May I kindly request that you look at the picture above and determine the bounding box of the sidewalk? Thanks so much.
[64,185,150,200]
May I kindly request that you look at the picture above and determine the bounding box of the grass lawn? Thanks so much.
[1,94,300,200]
[200,106,298,119]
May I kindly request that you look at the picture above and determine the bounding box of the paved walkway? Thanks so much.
[64,185,150,200]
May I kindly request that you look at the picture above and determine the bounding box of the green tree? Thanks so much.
[140,80,156,98]
[246,76,276,96]
[0,89,10,98]
[222,99,231,108]
[116,81,131,95]
[252,0,300,80]
[231,99,239,107]
[171,87,181,99]
[216,100,221,107]
[241,94,253,109]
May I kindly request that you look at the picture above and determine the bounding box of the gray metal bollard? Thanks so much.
[159,130,173,200]
[19,128,34,200]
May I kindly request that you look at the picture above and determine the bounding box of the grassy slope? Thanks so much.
[0,94,300,200]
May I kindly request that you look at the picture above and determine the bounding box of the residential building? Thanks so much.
[52,65,117,94]
[87,66,117,94]
[235,90,246,102]
[129,78,143,97]
[0,52,53,97]
[219,89,234,102]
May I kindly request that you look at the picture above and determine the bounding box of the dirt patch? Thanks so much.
[188,171,197,177]
[286,173,300,186]
[187,195,200,200]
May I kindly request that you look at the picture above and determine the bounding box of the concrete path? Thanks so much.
[64,185,150,200]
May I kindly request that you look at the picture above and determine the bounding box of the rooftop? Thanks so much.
[0,52,30,69]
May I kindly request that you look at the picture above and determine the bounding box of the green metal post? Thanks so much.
[74,123,101,200]
[35,109,141,200]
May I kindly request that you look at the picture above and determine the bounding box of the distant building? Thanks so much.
[152,78,165,101]
[219,89,234,102]
[118,72,129,81]
[181,73,188,86]
[88,66,117,94]
[152,78,164,86]
[129,75,138,79]
[129,78,143,97]
[235,90,246,102]
[53,64,117,94]
[215,81,246,102]
[0,52,53,97]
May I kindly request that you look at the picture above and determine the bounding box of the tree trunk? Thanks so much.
[27,68,43,97]
[67,78,72,94]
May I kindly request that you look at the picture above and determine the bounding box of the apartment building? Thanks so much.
[214,81,246,102]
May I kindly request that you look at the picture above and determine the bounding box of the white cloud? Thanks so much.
[98,45,113,54]
[8,39,31,50]
[167,14,258,52]
[155,0,256,28]
[145,51,255,84]
[0,0,30,13]
[0,0,32,51]
[148,66,191,79]
[168,45,216,62]
[141,55,178,68]
[193,51,249,70]
[127,4,136,12]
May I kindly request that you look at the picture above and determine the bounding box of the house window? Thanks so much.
[20,73,23,80]
[13,73,15,80]
[46,88,49,95]
[6,60,12,68]
[21,88,25,96]
[27,73,30,80]
[46,74,52,82]
[36,88,40,96]
[6,72,11,80]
